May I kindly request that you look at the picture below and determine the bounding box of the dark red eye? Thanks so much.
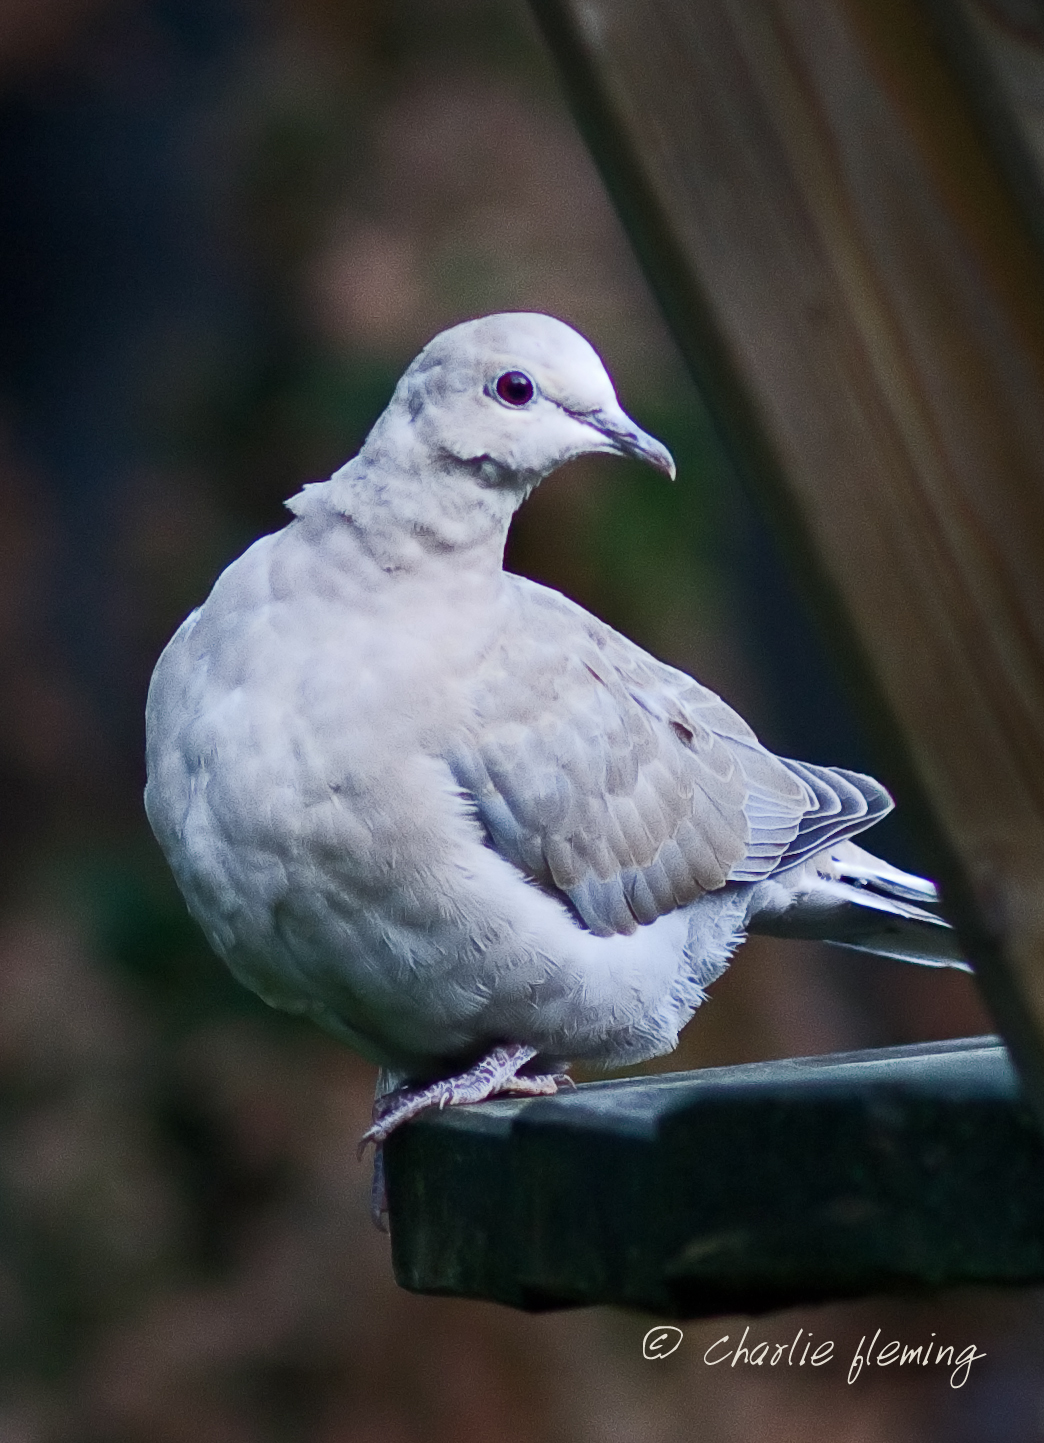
[494,370,535,406]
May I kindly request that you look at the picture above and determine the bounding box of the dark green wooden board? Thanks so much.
[386,1037,1044,1316]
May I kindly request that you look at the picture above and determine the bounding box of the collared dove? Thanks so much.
[145,313,967,1218]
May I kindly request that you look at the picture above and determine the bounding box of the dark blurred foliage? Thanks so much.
[0,0,1034,1439]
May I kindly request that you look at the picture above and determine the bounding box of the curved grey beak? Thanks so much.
[587,408,677,480]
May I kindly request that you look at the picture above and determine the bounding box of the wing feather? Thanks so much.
[444,578,891,935]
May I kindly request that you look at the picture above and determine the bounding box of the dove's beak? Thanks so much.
[587,409,677,480]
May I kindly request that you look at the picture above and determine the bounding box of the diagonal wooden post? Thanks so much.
[528,0,1044,1115]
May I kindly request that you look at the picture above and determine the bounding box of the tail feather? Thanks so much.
[824,840,939,905]
[746,840,971,971]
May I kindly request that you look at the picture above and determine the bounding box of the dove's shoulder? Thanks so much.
[500,575,761,739]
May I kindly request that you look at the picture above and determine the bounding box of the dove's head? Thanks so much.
[360,312,674,494]
[294,314,675,561]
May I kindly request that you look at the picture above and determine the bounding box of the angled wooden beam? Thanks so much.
[923,0,1044,265]
[528,0,1044,1111]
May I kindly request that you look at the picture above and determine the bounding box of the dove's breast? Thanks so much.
[145,519,745,1075]
[143,521,540,1061]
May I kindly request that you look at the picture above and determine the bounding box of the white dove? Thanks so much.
[145,313,967,1213]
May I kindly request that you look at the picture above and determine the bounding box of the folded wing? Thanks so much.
[445,578,891,937]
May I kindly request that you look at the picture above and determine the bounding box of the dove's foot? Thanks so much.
[359,1042,573,1159]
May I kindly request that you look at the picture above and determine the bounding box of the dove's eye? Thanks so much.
[494,371,535,406]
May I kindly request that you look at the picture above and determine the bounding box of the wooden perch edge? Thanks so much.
[386,1037,1044,1315]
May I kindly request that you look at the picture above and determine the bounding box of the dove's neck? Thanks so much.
[286,443,531,578]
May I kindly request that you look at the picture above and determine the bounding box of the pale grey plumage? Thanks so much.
[144,312,967,1105]
[442,578,893,935]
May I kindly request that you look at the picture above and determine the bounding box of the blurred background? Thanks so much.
[0,0,1036,1438]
